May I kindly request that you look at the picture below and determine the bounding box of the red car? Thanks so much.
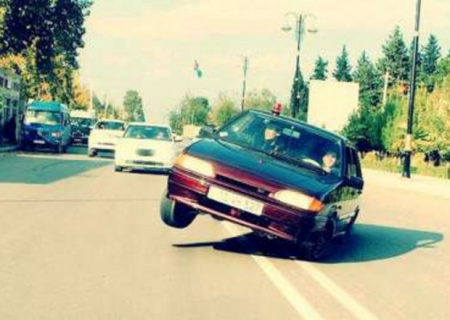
[160,109,364,260]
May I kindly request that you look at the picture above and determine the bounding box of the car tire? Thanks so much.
[160,191,196,228]
[88,148,97,157]
[300,232,329,261]
[114,166,123,172]
[344,209,359,235]
[54,144,63,154]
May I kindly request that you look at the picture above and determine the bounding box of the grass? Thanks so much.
[361,152,450,180]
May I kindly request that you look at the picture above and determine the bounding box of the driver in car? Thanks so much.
[260,123,284,153]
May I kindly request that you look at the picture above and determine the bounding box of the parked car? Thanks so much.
[114,123,176,172]
[160,109,364,260]
[70,110,95,145]
[21,100,71,153]
[88,119,126,157]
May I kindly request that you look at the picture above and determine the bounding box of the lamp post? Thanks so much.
[402,0,422,178]
[241,56,249,112]
[282,13,317,118]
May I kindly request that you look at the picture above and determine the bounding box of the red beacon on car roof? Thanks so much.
[272,102,282,116]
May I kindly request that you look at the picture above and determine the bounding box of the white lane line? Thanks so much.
[224,223,323,320]
[297,262,378,320]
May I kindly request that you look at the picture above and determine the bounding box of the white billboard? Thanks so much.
[307,80,359,133]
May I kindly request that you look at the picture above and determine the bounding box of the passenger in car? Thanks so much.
[321,151,339,174]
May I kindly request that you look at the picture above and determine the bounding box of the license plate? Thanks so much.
[207,186,264,216]
[33,140,45,145]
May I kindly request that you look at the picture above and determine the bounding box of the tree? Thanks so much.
[169,95,211,131]
[211,94,239,126]
[123,90,145,122]
[378,26,410,84]
[435,56,450,86]
[0,0,92,72]
[421,34,441,92]
[342,104,384,152]
[333,45,352,82]
[244,88,277,112]
[310,56,328,80]
[353,51,382,108]
[72,73,90,110]
[0,0,92,103]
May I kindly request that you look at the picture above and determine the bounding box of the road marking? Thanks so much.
[296,262,378,320]
[224,223,323,320]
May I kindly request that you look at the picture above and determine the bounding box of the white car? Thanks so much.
[114,123,176,172]
[88,119,126,157]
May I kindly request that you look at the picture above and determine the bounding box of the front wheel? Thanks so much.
[299,232,330,261]
[160,191,196,228]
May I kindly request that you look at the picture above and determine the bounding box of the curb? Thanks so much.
[363,168,450,199]
[0,145,18,155]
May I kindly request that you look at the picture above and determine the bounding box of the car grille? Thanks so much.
[136,149,155,157]
[215,174,270,196]
[126,160,164,166]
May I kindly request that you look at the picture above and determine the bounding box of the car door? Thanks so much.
[336,146,363,230]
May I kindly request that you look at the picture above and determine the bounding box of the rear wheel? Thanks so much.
[344,209,359,235]
[88,148,97,157]
[114,166,123,172]
[54,144,63,154]
[160,191,196,228]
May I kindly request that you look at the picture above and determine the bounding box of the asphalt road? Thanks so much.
[0,145,449,319]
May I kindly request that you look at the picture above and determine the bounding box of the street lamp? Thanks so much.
[402,0,422,178]
[282,12,317,119]
[241,56,249,112]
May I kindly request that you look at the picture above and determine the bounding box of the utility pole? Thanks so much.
[241,56,249,112]
[402,0,421,178]
[382,70,389,110]
[290,14,303,119]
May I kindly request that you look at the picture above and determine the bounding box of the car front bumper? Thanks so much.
[167,167,328,243]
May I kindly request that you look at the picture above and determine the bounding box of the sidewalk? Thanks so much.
[0,142,18,154]
[363,168,450,199]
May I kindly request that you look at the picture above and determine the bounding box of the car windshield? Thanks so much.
[96,121,125,130]
[24,110,61,125]
[72,117,93,127]
[124,125,172,141]
[217,111,343,176]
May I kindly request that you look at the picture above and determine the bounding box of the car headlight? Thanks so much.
[175,154,215,178]
[270,190,323,212]
[51,131,62,138]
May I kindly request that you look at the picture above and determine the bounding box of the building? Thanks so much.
[0,68,23,143]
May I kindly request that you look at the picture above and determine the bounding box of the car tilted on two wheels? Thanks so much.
[160,109,364,260]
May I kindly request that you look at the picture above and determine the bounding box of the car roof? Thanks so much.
[127,122,171,129]
[97,119,125,123]
[28,101,69,113]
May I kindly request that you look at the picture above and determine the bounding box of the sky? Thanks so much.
[78,0,450,123]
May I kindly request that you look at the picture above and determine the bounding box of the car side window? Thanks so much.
[345,147,362,178]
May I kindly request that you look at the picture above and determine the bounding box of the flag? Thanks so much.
[194,60,203,78]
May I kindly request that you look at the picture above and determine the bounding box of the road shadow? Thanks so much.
[0,153,110,185]
[173,223,444,263]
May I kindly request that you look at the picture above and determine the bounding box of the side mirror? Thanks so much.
[198,126,215,139]
[345,176,364,190]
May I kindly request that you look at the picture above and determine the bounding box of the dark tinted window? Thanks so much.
[218,111,343,174]
[124,126,172,141]
[96,121,125,130]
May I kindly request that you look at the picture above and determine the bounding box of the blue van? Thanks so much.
[21,101,71,153]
